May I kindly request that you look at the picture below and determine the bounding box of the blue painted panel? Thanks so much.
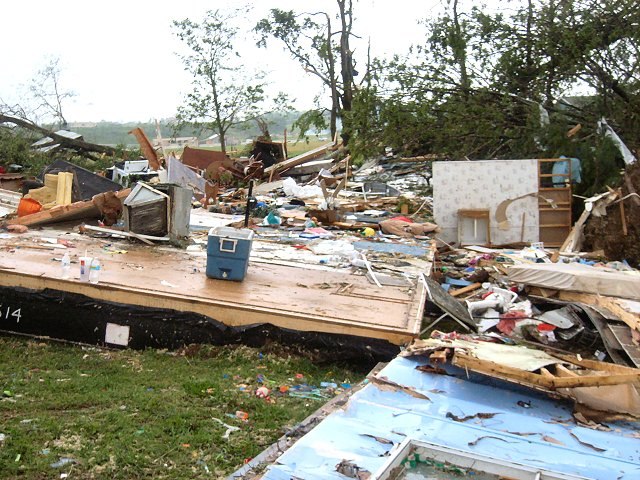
[262,356,640,480]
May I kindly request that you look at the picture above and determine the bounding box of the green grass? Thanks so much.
[0,337,364,479]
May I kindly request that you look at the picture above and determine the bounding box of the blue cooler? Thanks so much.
[206,226,254,281]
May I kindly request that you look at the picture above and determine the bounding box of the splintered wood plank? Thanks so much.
[453,352,640,390]
[539,367,555,379]
[450,282,482,297]
[555,364,578,377]
[0,236,424,345]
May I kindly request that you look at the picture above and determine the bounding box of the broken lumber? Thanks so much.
[450,282,482,297]
[8,189,130,227]
[129,127,160,170]
[264,141,337,177]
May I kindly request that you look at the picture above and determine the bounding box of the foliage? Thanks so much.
[347,0,639,194]
[0,337,363,478]
[291,108,330,141]
[0,128,49,175]
[173,9,271,155]
[255,1,357,143]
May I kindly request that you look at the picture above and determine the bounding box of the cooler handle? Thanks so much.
[220,238,238,253]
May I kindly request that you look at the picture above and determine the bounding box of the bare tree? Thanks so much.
[29,57,75,129]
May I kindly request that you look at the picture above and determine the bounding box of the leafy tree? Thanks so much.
[255,0,358,144]
[347,0,639,195]
[173,9,270,155]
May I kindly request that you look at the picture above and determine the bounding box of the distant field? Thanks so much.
[161,139,329,159]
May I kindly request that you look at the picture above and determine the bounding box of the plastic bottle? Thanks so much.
[89,258,101,284]
[61,252,71,279]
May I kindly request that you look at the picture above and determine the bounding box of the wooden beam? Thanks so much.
[453,352,640,390]
[620,200,628,236]
[554,352,640,375]
[453,355,556,389]
[555,364,578,377]
[129,127,160,170]
[539,367,555,379]
[552,373,640,388]
[263,141,337,176]
[450,282,482,298]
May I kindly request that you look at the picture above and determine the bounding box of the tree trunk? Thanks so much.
[338,0,355,145]
[218,126,227,156]
[0,114,117,156]
[452,0,470,97]
[324,12,339,142]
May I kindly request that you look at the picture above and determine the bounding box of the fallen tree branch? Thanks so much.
[0,114,117,156]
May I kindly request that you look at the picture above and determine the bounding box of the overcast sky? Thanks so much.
[1,0,443,123]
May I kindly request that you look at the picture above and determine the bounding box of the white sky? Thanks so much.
[1,0,444,123]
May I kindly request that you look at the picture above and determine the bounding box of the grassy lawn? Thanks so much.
[0,337,364,479]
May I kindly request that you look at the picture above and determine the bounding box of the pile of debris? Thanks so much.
[2,121,639,374]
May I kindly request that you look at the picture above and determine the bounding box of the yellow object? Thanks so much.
[362,227,375,237]
[25,172,74,208]
[25,174,58,204]
[55,172,74,206]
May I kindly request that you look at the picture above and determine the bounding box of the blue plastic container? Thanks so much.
[206,226,254,281]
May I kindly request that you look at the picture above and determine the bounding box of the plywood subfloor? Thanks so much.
[0,230,426,345]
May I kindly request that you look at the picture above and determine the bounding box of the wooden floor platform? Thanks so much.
[0,230,426,348]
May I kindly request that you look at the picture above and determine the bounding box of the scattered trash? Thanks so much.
[50,457,76,468]
[255,386,270,398]
[235,411,249,421]
[212,417,240,440]
[335,459,371,479]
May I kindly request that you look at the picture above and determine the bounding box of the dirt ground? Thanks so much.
[584,162,640,267]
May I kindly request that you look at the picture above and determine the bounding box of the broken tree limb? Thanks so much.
[0,114,117,156]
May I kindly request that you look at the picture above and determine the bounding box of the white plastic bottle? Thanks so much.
[89,258,101,284]
[61,251,71,279]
